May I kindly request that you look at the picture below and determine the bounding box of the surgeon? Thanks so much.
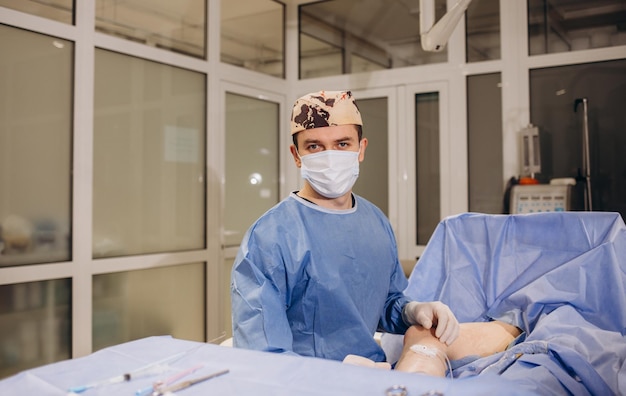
[230,90,459,364]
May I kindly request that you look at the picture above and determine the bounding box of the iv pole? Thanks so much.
[574,98,592,211]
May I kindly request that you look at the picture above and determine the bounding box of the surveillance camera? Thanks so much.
[420,0,473,52]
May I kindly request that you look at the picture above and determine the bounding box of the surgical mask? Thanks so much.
[298,148,360,198]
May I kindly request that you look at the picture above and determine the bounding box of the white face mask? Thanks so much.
[298,149,360,198]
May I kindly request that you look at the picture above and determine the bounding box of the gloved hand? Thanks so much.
[402,301,459,345]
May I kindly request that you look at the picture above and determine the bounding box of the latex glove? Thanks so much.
[402,301,459,345]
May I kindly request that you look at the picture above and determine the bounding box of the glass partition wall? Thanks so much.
[528,0,626,55]
[0,25,73,267]
[299,0,448,78]
[529,59,626,219]
[92,49,206,258]
[1,0,625,379]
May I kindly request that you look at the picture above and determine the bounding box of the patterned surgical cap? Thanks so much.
[290,90,362,135]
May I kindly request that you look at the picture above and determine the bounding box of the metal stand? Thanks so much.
[574,98,592,211]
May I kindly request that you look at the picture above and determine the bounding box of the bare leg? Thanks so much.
[342,354,392,370]
[393,326,449,376]
[394,321,521,376]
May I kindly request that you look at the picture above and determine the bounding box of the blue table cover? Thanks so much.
[0,335,530,395]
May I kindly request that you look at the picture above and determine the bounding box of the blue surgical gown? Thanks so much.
[231,193,411,362]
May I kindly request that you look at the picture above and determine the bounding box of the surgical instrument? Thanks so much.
[67,350,188,394]
[135,363,204,396]
[152,369,229,396]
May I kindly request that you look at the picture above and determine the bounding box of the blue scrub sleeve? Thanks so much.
[378,231,412,334]
[231,236,298,355]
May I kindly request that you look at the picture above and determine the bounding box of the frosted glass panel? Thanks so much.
[353,97,389,215]
[224,93,279,247]
[351,54,387,74]
[299,34,343,79]
[221,256,235,340]
[0,25,72,267]
[0,279,71,378]
[0,0,73,24]
[299,0,447,79]
[221,0,284,78]
[93,263,205,351]
[528,0,626,55]
[95,0,206,59]
[466,0,500,62]
[467,73,503,213]
[415,93,440,245]
[93,49,206,258]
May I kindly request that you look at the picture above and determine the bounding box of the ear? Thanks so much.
[358,137,368,162]
[289,144,302,167]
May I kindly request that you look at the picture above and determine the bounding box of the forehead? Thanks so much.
[296,124,359,144]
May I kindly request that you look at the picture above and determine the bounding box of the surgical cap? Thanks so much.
[290,90,363,135]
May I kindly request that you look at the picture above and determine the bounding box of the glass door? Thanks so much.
[401,83,451,263]
[352,89,394,217]
[352,88,419,275]
[219,85,284,340]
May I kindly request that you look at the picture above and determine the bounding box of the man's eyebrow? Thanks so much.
[301,135,355,145]
[334,135,355,143]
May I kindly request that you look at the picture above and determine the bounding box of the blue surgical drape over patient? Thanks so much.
[400,211,626,395]
[231,193,410,362]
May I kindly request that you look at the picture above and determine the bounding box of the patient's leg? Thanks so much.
[394,321,521,376]
[342,354,392,370]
